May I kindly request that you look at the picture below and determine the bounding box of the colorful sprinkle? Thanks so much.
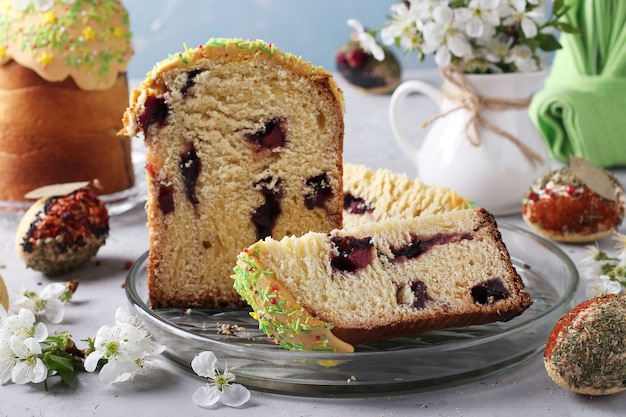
[232,248,351,353]
[0,0,133,90]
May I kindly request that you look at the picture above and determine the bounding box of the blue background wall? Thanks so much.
[120,0,433,80]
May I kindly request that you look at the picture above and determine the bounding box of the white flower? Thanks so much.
[0,308,49,384]
[505,44,538,72]
[0,308,47,344]
[422,4,472,66]
[501,0,541,39]
[0,306,15,384]
[585,275,622,299]
[461,0,501,38]
[10,336,47,384]
[84,308,165,384]
[578,245,608,278]
[380,2,425,53]
[0,338,13,384]
[482,35,511,62]
[191,351,250,408]
[11,282,69,324]
[347,19,385,61]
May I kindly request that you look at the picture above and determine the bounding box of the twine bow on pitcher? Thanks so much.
[420,64,545,166]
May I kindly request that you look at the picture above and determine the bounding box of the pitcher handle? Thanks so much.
[389,80,444,163]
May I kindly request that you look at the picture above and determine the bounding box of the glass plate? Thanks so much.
[125,222,578,397]
[0,143,146,218]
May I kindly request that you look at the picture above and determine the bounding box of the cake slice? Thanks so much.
[343,163,470,227]
[121,39,344,308]
[233,208,531,352]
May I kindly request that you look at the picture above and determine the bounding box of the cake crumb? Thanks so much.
[346,375,357,383]
[216,323,245,335]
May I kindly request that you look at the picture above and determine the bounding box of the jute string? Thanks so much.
[420,65,544,166]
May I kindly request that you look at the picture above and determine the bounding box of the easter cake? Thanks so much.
[0,0,135,201]
[121,39,345,309]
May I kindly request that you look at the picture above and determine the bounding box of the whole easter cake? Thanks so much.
[0,0,135,201]
[121,39,345,309]
[343,163,470,227]
[233,208,531,352]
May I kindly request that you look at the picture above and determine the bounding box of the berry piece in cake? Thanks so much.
[138,96,169,129]
[15,182,109,275]
[180,143,201,205]
[343,193,373,215]
[397,279,431,309]
[157,182,175,215]
[391,232,472,263]
[471,278,510,305]
[304,173,333,210]
[245,118,286,150]
[181,69,202,97]
[146,164,175,215]
[330,236,373,272]
[252,177,284,240]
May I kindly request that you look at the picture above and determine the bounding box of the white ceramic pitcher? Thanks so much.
[389,69,549,216]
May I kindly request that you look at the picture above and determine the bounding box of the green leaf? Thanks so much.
[520,37,541,53]
[557,22,580,34]
[552,0,564,14]
[43,351,77,388]
[45,353,75,372]
[536,33,562,52]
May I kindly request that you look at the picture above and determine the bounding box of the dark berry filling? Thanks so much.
[330,236,373,272]
[391,232,472,263]
[471,278,510,305]
[245,118,286,150]
[252,177,284,240]
[304,173,333,210]
[138,95,169,129]
[396,279,430,309]
[181,69,202,97]
[180,143,201,206]
[343,193,373,215]
[146,164,175,215]
[158,182,175,215]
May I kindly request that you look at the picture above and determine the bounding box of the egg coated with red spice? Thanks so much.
[521,164,625,243]
[15,187,109,275]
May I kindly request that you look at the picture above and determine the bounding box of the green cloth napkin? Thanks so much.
[529,0,626,168]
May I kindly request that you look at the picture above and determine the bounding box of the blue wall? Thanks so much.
[121,0,432,80]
